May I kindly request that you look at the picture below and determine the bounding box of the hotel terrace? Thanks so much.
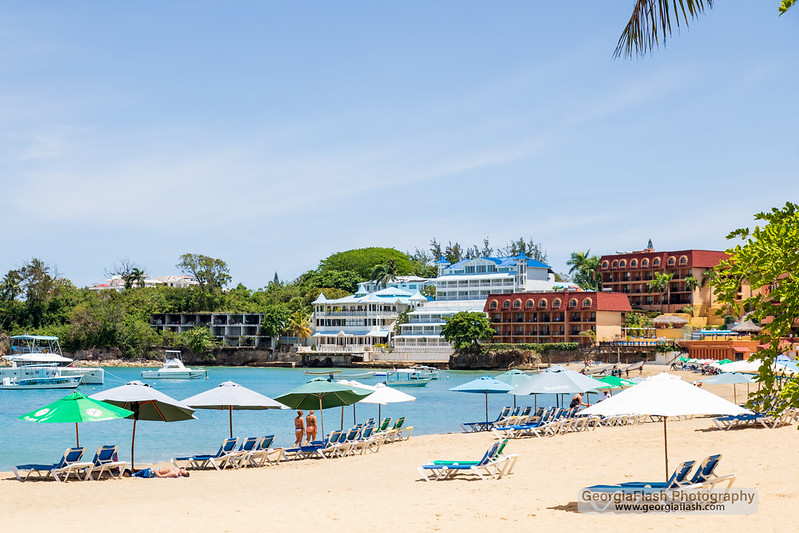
[485,291,631,346]
[598,248,729,315]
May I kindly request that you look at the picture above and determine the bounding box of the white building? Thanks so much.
[356,275,431,294]
[433,253,562,301]
[311,287,427,353]
[89,274,199,291]
[392,299,486,361]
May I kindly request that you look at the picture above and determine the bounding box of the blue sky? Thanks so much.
[1,2,797,288]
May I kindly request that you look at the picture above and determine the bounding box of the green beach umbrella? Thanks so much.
[718,359,733,365]
[597,375,637,390]
[677,356,690,362]
[274,378,372,436]
[19,391,134,447]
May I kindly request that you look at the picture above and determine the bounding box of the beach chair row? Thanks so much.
[490,407,595,439]
[585,453,735,494]
[283,416,413,461]
[14,444,127,482]
[462,405,566,433]
[418,439,518,482]
[714,407,799,430]
[173,435,284,470]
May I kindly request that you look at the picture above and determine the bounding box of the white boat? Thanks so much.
[0,335,103,389]
[141,351,207,380]
[384,369,432,387]
[409,365,440,380]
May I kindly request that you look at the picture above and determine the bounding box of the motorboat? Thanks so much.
[384,369,432,387]
[0,335,103,389]
[141,351,207,380]
[409,365,440,380]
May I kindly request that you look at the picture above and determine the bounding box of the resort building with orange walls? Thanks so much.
[484,291,631,346]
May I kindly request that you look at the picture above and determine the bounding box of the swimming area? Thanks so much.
[0,367,571,470]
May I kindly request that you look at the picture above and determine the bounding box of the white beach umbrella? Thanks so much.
[182,381,286,438]
[581,373,751,481]
[359,383,416,420]
[511,365,608,408]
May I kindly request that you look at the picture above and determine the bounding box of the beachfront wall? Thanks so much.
[598,248,728,315]
[485,291,631,346]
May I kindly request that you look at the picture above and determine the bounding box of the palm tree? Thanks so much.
[647,272,674,313]
[372,259,398,289]
[567,251,601,290]
[286,309,312,344]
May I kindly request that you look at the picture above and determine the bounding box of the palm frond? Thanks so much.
[614,0,713,59]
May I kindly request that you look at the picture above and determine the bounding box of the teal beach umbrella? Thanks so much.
[450,376,514,423]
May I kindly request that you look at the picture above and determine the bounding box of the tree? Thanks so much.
[429,239,443,262]
[441,311,494,353]
[713,202,799,412]
[179,327,219,356]
[177,253,231,292]
[318,248,416,280]
[647,238,654,249]
[286,309,312,342]
[444,241,463,264]
[499,237,548,263]
[372,259,398,288]
[616,1,793,59]
[567,250,602,290]
[106,258,147,289]
[647,272,674,313]
[261,305,291,338]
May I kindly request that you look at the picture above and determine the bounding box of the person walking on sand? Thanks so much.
[305,410,318,444]
[294,410,305,446]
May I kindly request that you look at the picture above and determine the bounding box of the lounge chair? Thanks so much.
[682,454,736,489]
[246,435,283,467]
[384,417,412,443]
[283,431,342,461]
[418,440,516,482]
[462,407,511,433]
[86,445,127,480]
[172,437,239,471]
[585,460,696,493]
[218,437,259,469]
[14,447,91,482]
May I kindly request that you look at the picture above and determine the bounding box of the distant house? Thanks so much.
[89,274,199,291]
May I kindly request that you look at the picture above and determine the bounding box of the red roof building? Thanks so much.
[598,249,729,314]
[484,291,631,346]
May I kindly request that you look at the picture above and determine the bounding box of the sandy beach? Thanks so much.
[3,366,796,532]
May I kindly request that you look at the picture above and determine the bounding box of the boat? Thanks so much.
[409,365,440,380]
[305,370,342,376]
[0,335,104,389]
[384,369,432,387]
[141,351,207,380]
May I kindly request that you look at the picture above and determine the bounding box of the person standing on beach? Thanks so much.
[294,410,305,446]
[570,392,589,410]
[305,410,318,444]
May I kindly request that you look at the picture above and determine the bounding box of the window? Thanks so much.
[667,256,676,266]
[582,298,592,308]
[679,255,688,265]
[601,260,609,269]
[513,299,521,309]
[503,300,510,309]
[619,260,626,268]
[612,260,618,268]
[568,298,578,308]
[642,258,649,267]
[631,259,638,268]
[525,299,534,308]
[489,300,497,310]
[552,299,561,309]
[538,299,547,309]
[653,258,661,267]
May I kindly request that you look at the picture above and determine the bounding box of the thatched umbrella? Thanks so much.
[653,315,688,327]
[732,319,762,334]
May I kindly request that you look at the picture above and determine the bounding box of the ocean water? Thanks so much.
[0,367,567,471]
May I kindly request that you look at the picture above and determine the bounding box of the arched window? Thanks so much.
[679,255,688,265]
[538,299,547,309]
[612,260,619,268]
[512,299,521,309]
[631,259,638,268]
[653,257,661,267]
[525,299,534,308]
[642,258,649,267]
[582,298,593,308]
[569,298,578,308]
[667,256,676,266]
[552,299,561,309]
[601,260,609,269]
[489,300,497,310]
[502,300,510,309]
[619,260,627,268]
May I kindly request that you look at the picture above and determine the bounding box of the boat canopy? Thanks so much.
[3,353,73,364]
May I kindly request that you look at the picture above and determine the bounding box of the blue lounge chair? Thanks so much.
[218,436,260,469]
[283,431,342,460]
[418,440,517,481]
[86,445,127,480]
[585,460,696,493]
[172,437,239,471]
[14,447,90,482]
[462,407,511,433]
[246,435,284,467]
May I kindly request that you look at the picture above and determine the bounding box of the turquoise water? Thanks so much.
[0,367,565,470]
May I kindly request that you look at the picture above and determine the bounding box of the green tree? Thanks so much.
[500,237,548,263]
[647,272,674,313]
[372,259,398,288]
[318,248,416,279]
[176,253,231,292]
[616,1,792,59]
[106,259,147,289]
[567,250,602,290]
[713,202,799,412]
[286,309,312,342]
[441,311,494,353]
[444,241,463,264]
[261,305,291,338]
[179,327,220,356]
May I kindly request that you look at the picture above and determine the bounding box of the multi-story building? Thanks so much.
[356,275,431,294]
[433,253,564,301]
[392,299,485,361]
[598,248,728,314]
[485,291,631,346]
[149,312,270,347]
[311,287,427,353]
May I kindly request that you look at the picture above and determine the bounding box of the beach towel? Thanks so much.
[133,468,155,478]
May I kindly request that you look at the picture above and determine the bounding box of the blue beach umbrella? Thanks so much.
[449,376,513,423]
[701,372,755,404]
[511,365,607,408]
[495,369,532,408]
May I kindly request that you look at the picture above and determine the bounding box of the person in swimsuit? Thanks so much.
[305,410,318,444]
[569,392,589,410]
[294,410,305,446]
[153,466,190,478]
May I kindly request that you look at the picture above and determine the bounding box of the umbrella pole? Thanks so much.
[131,417,137,471]
[75,422,80,448]
[378,404,381,421]
[229,406,233,439]
[485,392,489,423]
[319,395,324,437]
[734,384,737,405]
[353,404,356,426]
[663,417,669,483]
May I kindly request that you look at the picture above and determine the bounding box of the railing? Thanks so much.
[370,351,451,363]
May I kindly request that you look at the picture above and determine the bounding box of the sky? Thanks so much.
[1,2,797,288]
